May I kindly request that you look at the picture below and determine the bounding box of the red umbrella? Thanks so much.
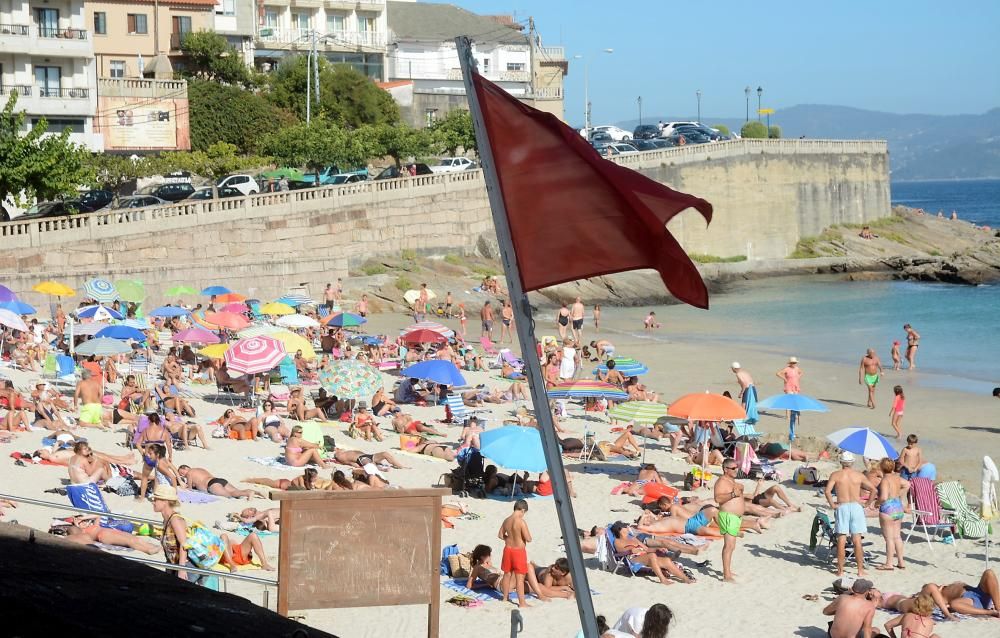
[214,292,246,303]
[205,311,250,331]
[172,327,221,344]
[667,392,746,421]
[224,336,287,375]
[402,329,448,345]
[219,302,249,313]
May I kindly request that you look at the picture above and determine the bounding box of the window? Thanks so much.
[264,10,278,27]
[482,58,490,73]
[127,13,148,34]
[109,60,125,78]
[35,8,59,37]
[35,66,61,97]
[358,13,375,33]
[506,62,525,72]
[216,0,235,16]
[172,16,192,36]
[291,11,310,32]
[424,108,438,128]
[94,12,107,35]
[31,117,85,133]
[326,12,346,33]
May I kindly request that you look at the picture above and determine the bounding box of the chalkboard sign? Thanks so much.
[272,489,446,637]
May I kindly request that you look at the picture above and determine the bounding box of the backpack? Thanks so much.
[184,520,225,568]
[794,466,819,485]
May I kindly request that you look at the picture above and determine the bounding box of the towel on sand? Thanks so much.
[246,456,321,471]
[442,578,537,604]
[177,488,218,504]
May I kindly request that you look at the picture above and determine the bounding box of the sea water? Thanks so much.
[892,178,1000,228]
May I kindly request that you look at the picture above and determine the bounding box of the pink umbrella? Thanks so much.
[220,302,249,313]
[224,335,286,375]
[205,311,250,331]
[173,327,221,344]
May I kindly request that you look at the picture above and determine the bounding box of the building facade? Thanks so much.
[0,0,102,150]
[212,0,255,66]
[254,0,387,80]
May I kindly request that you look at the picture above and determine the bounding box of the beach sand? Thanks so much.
[1,306,996,638]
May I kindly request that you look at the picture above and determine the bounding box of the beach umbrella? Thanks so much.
[0,300,36,315]
[199,343,230,359]
[205,311,250,331]
[982,456,998,522]
[277,314,320,329]
[758,393,830,441]
[65,321,109,336]
[261,167,305,180]
[826,427,899,460]
[593,357,650,377]
[75,337,132,356]
[33,281,76,297]
[238,324,285,338]
[215,293,247,304]
[148,305,191,318]
[220,302,249,313]
[403,360,467,387]
[547,380,629,401]
[166,285,198,297]
[201,285,232,296]
[267,331,316,359]
[173,327,221,344]
[480,426,548,474]
[114,279,146,303]
[0,285,16,303]
[95,325,146,341]
[83,278,119,303]
[402,321,454,339]
[403,288,437,306]
[122,318,151,330]
[322,312,367,327]
[402,328,448,345]
[76,305,124,321]
[278,291,313,306]
[224,336,287,375]
[260,302,295,316]
[0,308,28,332]
[668,392,746,422]
[320,359,382,401]
[609,400,668,424]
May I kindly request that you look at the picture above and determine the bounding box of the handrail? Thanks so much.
[0,491,160,525]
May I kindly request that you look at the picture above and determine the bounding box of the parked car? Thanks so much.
[328,173,367,185]
[76,189,114,212]
[139,182,195,202]
[589,130,614,143]
[216,174,260,196]
[429,157,477,173]
[585,125,631,141]
[659,121,701,137]
[373,164,433,180]
[647,138,676,149]
[297,165,368,186]
[666,129,712,145]
[186,186,243,200]
[112,195,169,209]
[17,200,83,220]
[628,139,659,151]
[673,124,726,141]
[608,143,639,154]
[632,124,661,140]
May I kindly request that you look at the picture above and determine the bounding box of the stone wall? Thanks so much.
[0,139,889,305]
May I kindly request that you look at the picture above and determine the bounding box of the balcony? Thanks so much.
[170,32,192,51]
[256,27,385,49]
[38,87,90,98]
[538,45,565,60]
[27,24,93,58]
[15,85,94,117]
[326,0,385,9]
[445,68,529,83]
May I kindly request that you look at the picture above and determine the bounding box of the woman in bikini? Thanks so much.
[287,387,325,421]
[136,443,181,501]
[327,470,356,491]
[392,412,445,437]
[883,593,939,638]
[876,457,910,571]
[348,403,382,442]
[542,353,560,388]
[370,387,396,417]
[259,400,290,442]
[609,521,693,585]
[220,409,260,441]
[332,449,406,469]
[244,468,319,492]
[284,426,328,468]
[527,558,576,601]
[466,544,503,590]
[138,413,174,459]
[410,438,457,461]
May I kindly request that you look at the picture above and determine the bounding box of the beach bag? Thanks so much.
[795,466,819,485]
[447,553,472,578]
[440,544,460,575]
[184,520,225,568]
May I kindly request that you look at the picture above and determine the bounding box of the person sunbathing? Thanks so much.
[332,449,406,470]
[466,544,503,591]
[155,382,195,418]
[348,403,382,442]
[244,468,319,492]
[352,466,389,489]
[221,530,275,571]
[883,593,940,638]
[327,470,356,491]
[609,521,693,585]
[601,429,643,459]
[409,439,458,461]
[392,412,445,437]
[287,387,325,420]
[177,465,255,499]
[637,503,720,536]
[684,445,724,467]
[883,569,1000,619]
[625,377,658,402]
[284,426,329,468]
[120,375,151,410]
[622,464,668,496]
[527,558,575,601]
[237,507,280,531]
[163,413,210,450]
[521,469,576,498]
[745,479,801,513]
[371,387,397,416]
[218,409,260,441]
[67,441,117,484]
[259,400,291,442]
[39,435,134,467]
[59,515,159,554]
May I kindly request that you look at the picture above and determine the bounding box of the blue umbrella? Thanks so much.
[0,285,17,303]
[77,304,124,321]
[95,325,146,341]
[0,300,36,315]
[148,306,191,318]
[403,360,467,387]
[593,357,649,377]
[826,427,899,460]
[479,425,548,473]
[326,312,367,327]
[84,278,119,303]
[122,318,151,330]
[201,285,232,296]
[758,393,829,413]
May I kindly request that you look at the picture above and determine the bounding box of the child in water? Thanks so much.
[890,385,905,438]
[890,340,902,370]
[644,311,661,331]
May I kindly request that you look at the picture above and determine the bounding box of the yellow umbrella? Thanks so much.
[269,330,316,359]
[33,281,76,297]
[198,343,230,359]
[260,301,295,316]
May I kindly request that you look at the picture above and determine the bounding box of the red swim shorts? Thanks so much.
[501,546,528,575]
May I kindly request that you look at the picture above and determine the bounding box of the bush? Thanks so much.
[400,249,417,261]
[688,253,747,264]
[188,79,295,154]
[470,264,500,278]
[711,124,730,136]
[768,125,782,139]
[360,261,388,276]
[740,121,768,139]
[443,254,464,266]
[395,276,412,292]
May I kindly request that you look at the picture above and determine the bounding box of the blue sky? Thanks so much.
[433,0,1000,125]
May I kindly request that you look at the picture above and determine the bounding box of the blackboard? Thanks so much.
[272,488,446,637]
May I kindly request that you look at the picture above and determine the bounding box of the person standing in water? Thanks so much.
[903,324,920,369]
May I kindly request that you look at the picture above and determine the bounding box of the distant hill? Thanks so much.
[616,105,1000,180]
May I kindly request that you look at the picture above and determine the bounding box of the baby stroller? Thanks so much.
[448,448,486,498]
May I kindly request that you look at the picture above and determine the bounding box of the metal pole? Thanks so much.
[744,86,750,122]
[312,29,319,104]
[696,90,701,122]
[455,36,599,638]
[0,492,159,524]
[583,59,589,136]
[306,33,311,124]
[120,553,278,585]
[637,96,642,126]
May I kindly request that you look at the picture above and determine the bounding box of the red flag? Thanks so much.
[472,73,714,309]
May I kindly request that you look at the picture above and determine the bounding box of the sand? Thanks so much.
[1,306,997,638]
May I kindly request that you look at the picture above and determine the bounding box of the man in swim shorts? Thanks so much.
[178,465,255,499]
[714,460,744,582]
[73,369,109,429]
[858,349,883,410]
[825,452,876,577]
[499,499,531,608]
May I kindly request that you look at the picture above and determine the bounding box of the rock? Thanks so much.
[476,233,500,260]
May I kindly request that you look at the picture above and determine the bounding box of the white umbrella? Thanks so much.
[64,322,110,336]
[75,337,132,356]
[984,456,999,520]
[826,427,898,460]
[0,309,28,332]
[276,314,320,329]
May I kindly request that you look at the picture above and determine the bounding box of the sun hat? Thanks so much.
[788,356,798,364]
[840,451,856,464]
[852,579,874,594]
[152,484,179,502]
[731,362,741,370]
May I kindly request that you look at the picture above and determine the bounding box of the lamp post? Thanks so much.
[696,89,701,122]
[744,85,750,122]
[757,86,763,122]
[637,96,642,125]
[573,48,613,137]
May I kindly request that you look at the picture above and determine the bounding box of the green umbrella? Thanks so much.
[114,279,146,303]
[608,400,668,424]
[166,285,198,297]
[320,360,382,401]
[261,167,305,180]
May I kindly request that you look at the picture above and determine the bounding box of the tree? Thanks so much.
[371,124,432,168]
[180,31,255,88]
[740,121,768,139]
[711,124,731,137]
[430,109,476,156]
[261,120,377,181]
[188,78,296,154]
[768,125,782,139]
[155,141,266,195]
[86,153,153,194]
[0,92,92,214]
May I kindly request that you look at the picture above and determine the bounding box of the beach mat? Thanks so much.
[177,489,219,504]
[442,578,538,604]
[245,456,322,471]
[396,449,450,463]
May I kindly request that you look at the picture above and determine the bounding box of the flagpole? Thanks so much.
[455,36,600,638]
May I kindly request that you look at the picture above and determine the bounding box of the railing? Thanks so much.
[528,86,562,99]
[99,78,187,93]
[38,26,88,39]
[610,138,888,171]
[38,87,90,98]
[4,85,32,96]
[446,67,529,82]
[0,23,29,36]
[538,45,565,59]
[256,27,386,47]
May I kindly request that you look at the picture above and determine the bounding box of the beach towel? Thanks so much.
[486,492,554,503]
[742,385,759,424]
[245,456,322,471]
[397,449,451,463]
[66,483,134,533]
[177,489,219,504]
[442,578,592,603]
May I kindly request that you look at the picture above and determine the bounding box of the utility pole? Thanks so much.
[637,95,642,125]
[306,34,311,124]
[153,0,159,56]
[312,29,319,105]
[527,16,535,97]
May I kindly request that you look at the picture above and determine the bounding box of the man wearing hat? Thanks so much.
[730,362,758,423]
[776,357,804,438]
[824,452,876,578]
[822,577,879,638]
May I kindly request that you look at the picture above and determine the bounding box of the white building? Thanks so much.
[254,0,387,79]
[0,0,102,150]
[213,0,256,67]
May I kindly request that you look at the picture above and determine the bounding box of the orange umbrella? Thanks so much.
[214,292,246,303]
[205,311,250,331]
[667,392,746,421]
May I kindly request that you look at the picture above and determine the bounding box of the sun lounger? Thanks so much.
[598,527,654,578]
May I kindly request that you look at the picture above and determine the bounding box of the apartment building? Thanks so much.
[254,0,387,80]
[0,0,102,150]
[212,0,255,66]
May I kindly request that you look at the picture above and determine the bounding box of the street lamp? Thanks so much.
[744,86,750,122]
[696,90,701,122]
[637,96,642,125]
[757,86,763,122]
[573,48,613,136]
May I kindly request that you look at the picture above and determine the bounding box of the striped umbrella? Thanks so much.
[826,427,899,460]
[323,312,367,327]
[224,336,287,375]
[320,359,382,401]
[84,278,119,303]
[278,291,313,306]
[65,322,108,336]
[114,279,146,303]
[402,321,454,339]
[75,337,132,356]
[77,305,124,321]
[547,380,628,401]
[238,324,285,338]
[608,401,668,424]
[593,357,650,377]
[173,327,221,344]
[260,302,295,316]
[277,314,320,329]
[122,318,151,330]
[0,300,36,315]
[0,308,28,332]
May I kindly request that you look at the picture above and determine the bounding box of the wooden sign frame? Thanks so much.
[272,488,447,637]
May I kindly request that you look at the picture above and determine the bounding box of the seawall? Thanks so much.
[0,139,889,304]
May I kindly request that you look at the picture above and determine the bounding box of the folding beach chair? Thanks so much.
[66,483,134,533]
[442,393,471,424]
[496,349,524,371]
[278,356,299,386]
[600,528,655,578]
[479,336,499,356]
[904,477,955,548]
[732,419,764,441]
[936,481,991,540]
[809,509,873,566]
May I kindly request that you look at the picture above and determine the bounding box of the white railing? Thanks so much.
[257,27,385,47]
[611,138,888,171]
[538,45,565,59]
[446,68,529,82]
